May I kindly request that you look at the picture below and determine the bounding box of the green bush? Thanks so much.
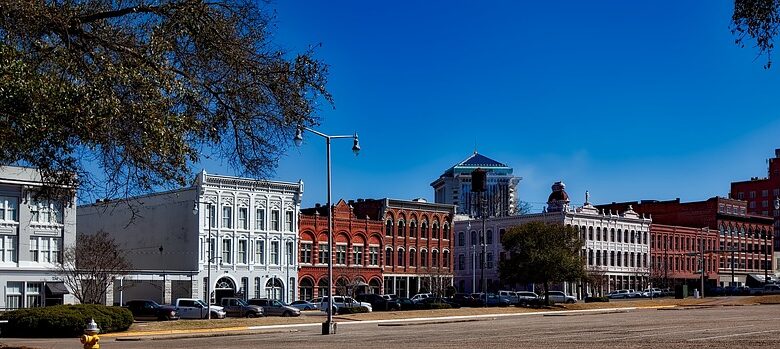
[584,297,609,303]
[337,306,369,315]
[420,302,452,310]
[0,304,133,338]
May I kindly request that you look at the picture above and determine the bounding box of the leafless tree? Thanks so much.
[585,266,608,297]
[53,231,131,304]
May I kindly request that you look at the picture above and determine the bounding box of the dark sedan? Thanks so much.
[125,300,179,321]
[355,293,401,311]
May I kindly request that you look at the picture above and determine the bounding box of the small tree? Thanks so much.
[585,266,608,297]
[499,222,585,304]
[54,231,131,304]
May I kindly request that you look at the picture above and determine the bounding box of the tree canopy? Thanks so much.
[732,0,780,68]
[499,221,585,303]
[0,0,330,200]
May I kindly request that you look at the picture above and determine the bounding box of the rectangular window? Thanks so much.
[750,201,756,209]
[271,240,280,264]
[238,240,248,264]
[369,246,379,266]
[5,282,22,309]
[271,210,280,231]
[318,244,329,264]
[353,245,364,266]
[774,188,780,196]
[204,204,216,228]
[762,190,769,197]
[300,243,312,264]
[336,245,347,265]
[286,241,294,265]
[0,196,18,222]
[29,237,39,262]
[1,235,17,262]
[763,200,769,208]
[26,283,41,308]
[222,206,232,229]
[285,211,294,232]
[255,208,266,230]
[222,239,232,264]
[738,192,744,200]
[255,240,265,265]
[241,278,249,301]
[750,191,756,199]
[238,207,248,230]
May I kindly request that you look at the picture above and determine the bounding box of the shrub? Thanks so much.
[584,297,609,303]
[525,298,556,308]
[337,306,369,315]
[0,304,133,338]
[420,302,452,310]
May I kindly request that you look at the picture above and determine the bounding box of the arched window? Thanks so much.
[385,247,393,266]
[643,232,648,245]
[265,278,284,300]
[397,248,405,267]
[588,249,594,265]
[611,228,615,242]
[385,220,393,237]
[591,227,596,241]
[458,254,465,270]
[486,230,493,244]
[421,220,429,238]
[471,231,477,246]
[617,251,622,266]
[443,223,450,240]
[432,250,439,268]
[432,221,440,239]
[398,220,406,237]
[443,250,450,268]
[458,232,465,246]
[624,230,629,243]
[409,249,416,267]
[410,220,417,238]
[596,250,601,266]
[420,249,428,267]
[630,230,636,243]
[617,229,622,242]
[299,278,314,301]
[610,251,615,266]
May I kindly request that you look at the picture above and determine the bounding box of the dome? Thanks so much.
[547,181,569,203]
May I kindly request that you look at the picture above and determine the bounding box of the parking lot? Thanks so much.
[5,303,779,348]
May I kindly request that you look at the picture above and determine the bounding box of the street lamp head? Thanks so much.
[351,133,360,156]
[294,127,304,147]
[775,196,780,210]
[192,202,198,216]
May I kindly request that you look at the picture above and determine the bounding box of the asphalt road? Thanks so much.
[5,304,779,348]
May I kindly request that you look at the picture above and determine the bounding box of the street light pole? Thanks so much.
[700,228,707,298]
[193,201,214,319]
[294,126,360,335]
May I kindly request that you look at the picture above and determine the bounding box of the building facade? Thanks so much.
[0,166,76,309]
[352,198,457,298]
[730,148,780,276]
[650,224,719,289]
[453,182,651,298]
[430,152,521,217]
[78,171,302,305]
[297,200,384,300]
[598,197,775,287]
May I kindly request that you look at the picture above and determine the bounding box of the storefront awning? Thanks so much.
[748,274,776,283]
[46,282,69,295]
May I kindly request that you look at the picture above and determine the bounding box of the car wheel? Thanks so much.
[246,312,256,318]
[566,299,575,304]
[282,311,291,317]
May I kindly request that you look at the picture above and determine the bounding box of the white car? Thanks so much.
[542,291,577,304]
[608,289,630,299]
[410,293,434,303]
[319,296,373,313]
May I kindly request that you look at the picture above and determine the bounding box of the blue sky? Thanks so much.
[205,1,780,212]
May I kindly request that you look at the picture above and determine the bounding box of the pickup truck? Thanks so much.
[124,299,179,321]
[750,284,780,295]
[220,297,264,318]
[173,298,226,319]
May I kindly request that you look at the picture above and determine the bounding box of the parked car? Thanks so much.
[608,290,630,299]
[542,291,577,304]
[418,297,461,309]
[516,291,539,306]
[397,297,420,310]
[381,294,399,301]
[626,289,641,298]
[355,293,401,311]
[641,288,663,298]
[498,290,519,305]
[124,300,179,321]
[410,293,434,303]
[318,296,373,313]
[750,284,780,295]
[450,293,483,307]
[246,298,300,317]
[472,293,510,307]
[220,297,264,318]
[289,300,319,311]
[173,298,226,319]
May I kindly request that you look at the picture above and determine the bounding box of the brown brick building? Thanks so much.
[598,197,774,287]
[352,198,457,298]
[297,200,384,300]
[650,224,719,288]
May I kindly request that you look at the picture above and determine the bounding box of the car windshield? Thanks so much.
[195,300,207,307]
[235,299,249,306]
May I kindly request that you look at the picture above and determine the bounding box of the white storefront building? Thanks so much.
[453,182,652,298]
[78,171,302,305]
[0,166,76,309]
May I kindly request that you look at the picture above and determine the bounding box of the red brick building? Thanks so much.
[598,197,774,287]
[297,200,384,300]
[650,224,719,288]
[352,198,457,298]
[730,148,780,254]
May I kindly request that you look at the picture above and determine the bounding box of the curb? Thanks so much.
[377,318,493,327]
[543,310,629,317]
[114,328,298,341]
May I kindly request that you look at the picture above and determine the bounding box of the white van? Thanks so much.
[498,290,519,305]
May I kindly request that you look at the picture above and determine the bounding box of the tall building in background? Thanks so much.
[730,149,780,277]
[431,152,521,217]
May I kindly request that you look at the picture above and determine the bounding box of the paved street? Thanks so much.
[4,304,779,349]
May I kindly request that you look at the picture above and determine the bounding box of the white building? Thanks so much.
[431,152,521,217]
[77,170,302,305]
[0,166,76,309]
[453,182,651,298]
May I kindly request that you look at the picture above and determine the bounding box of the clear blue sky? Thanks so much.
[205,1,780,212]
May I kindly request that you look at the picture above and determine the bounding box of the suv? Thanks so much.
[498,291,519,305]
[410,293,434,303]
[220,297,264,318]
[246,298,300,317]
[608,289,630,299]
[124,300,179,321]
[319,296,373,313]
[543,291,577,304]
[355,293,401,311]
[516,291,539,306]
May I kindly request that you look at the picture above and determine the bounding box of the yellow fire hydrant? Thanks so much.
[80,318,100,349]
